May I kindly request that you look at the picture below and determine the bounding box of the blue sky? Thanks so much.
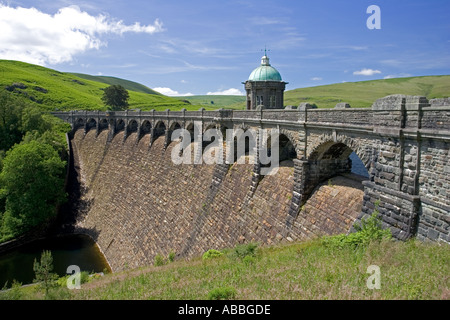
[0,0,449,96]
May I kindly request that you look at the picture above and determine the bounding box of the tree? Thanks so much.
[0,140,66,240]
[0,91,24,151]
[101,85,129,111]
[33,250,59,297]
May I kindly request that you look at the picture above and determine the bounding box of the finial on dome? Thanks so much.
[261,46,271,66]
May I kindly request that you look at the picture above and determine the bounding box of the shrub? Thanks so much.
[154,254,166,267]
[321,207,391,249]
[229,242,259,260]
[168,250,176,263]
[208,286,237,300]
[202,249,223,260]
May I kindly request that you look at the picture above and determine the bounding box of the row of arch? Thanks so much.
[73,117,372,175]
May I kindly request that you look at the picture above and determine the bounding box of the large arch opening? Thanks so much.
[309,141,369,180]
[301,141,370,236]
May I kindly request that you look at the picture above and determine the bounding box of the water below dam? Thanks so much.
[0,234,110,288]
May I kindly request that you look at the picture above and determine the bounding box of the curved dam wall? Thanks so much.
[70,129,364,272]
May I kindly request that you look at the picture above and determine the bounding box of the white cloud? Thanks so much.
[153,87,194,96]
[0,4,163,65]
[383,73,412,79]
[206,88,244,96]
[353,68,382,76]
[311,77,322,81]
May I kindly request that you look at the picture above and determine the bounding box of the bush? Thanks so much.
[154,254,166,267]
[230,242,259,260]
[168,250,176,263]
[202,249,223,260]
[321,209,391,249]
[208,286,237,300]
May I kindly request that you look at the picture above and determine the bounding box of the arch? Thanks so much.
[167,122,182,146]
[306,133,373,170]
[185,122,196,142]
[153,120,166,139]
[203,122,218,134]
[232,126,256,163]
[263,133,298,167]
[85,118,97,133]
[127,120,138,133]
[115,119,125,132]
[202,123,222,155]
[98,119,108,133]
[140,120,152,135]
[279,128,302,160]
[73,118,85,130]
[308,139,370,179]
[169,121,182,132]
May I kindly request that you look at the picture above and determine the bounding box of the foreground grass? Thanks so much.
[2,238,448,300]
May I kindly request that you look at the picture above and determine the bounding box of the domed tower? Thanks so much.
[243,52,287,110]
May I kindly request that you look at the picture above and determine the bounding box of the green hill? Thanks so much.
[0,60,191,111]
[284,75,450,108]
[69,73,163,96]
[2,60,449,111]
[178,95,246,108]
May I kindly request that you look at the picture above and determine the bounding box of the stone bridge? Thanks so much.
[53,94,450,270]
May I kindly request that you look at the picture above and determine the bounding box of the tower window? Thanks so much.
[270,95,276,107]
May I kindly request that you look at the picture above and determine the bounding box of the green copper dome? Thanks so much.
[248,55,282,81]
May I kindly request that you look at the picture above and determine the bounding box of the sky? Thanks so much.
[0,0,449,96]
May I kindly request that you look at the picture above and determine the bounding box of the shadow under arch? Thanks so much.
[309,141,370,179]
[263,132,298,169]
[300,140,370,212]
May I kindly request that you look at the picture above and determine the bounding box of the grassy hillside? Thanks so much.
[284,75,450,108]
[2,60,449,111]
[0,60,193,111]
[178,95,246,108]
[69,73,163,96]
[2,237,448,300]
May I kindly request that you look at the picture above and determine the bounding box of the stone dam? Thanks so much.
[53,95,450,271]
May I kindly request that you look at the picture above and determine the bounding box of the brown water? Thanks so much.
[0,234,110,288]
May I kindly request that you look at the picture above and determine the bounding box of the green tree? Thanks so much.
[101,85,129,111]
[33,250,59,297]
[0,140,66,240]
[0,91,24,151]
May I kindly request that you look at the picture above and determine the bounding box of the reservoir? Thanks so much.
[0,234,110,288]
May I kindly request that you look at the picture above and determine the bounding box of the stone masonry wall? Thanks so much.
[70,129,365,271]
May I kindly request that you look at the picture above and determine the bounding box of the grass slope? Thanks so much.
[2,60,449,111]
[2,238,448,300]
[284,75,450,108]
[178,95,246,108]
[69,73,162,96]
[0,60,193,111]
